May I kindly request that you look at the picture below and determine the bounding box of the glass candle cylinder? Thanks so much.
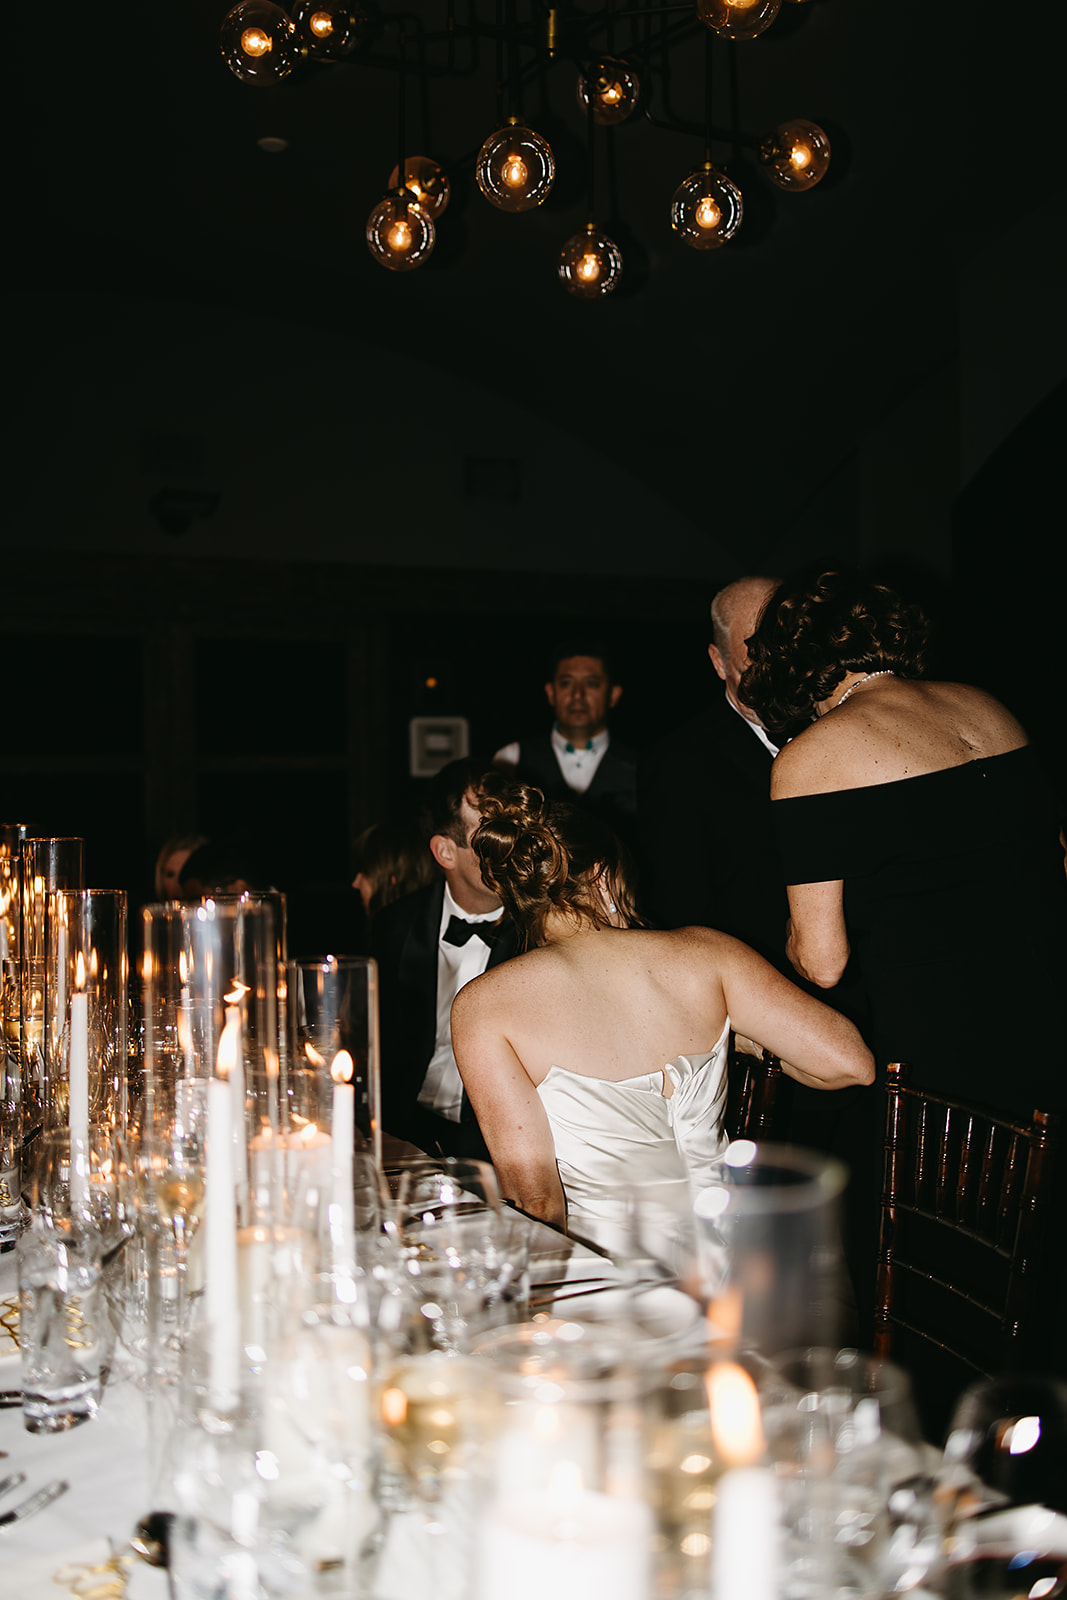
[287,956,381,1169]
[692,1142,848,1356]
[18,838,85,1139]
[471,1322,654,1600]
[47,890,128,1136]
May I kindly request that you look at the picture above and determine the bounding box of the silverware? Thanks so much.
[0,1472,27,1498]
[0,1391,22,1409]
[132,1511,178,1600]
[0,1478,68,1528]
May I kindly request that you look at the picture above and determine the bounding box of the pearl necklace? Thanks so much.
[832,670,896,710]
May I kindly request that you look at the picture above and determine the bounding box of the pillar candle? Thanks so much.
[330,1050,355,1262]
[206,1073,240,1407]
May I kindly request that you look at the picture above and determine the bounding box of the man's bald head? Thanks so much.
[709,576,778,721]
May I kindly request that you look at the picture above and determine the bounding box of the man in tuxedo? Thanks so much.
[638,576,783,955]
[371,758,518,1158]
[494,642,637,832]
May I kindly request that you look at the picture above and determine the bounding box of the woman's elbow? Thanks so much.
[849,1047,876,1086]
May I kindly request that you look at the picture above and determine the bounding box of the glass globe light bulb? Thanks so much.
[576,57,642,126]
[221,0,298,84]
[759,118,831,190]
[670,167,743,250]
[291,0,370,59]
[696,0,781,41]
[476,122,555,212]
[503,154,528,188]
[558,224,623,299]
[366,194,435,272]
[387,156,451,220]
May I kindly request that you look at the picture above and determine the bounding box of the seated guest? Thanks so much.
[351,819,438,924]
[154,833,208,901]
[371,759,519,1158]
[179,836,272,899]
[451,778,873,1252]
[494,641,637,833]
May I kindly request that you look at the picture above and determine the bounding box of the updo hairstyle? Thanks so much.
[739,568,930,740]
[472,774,642,948]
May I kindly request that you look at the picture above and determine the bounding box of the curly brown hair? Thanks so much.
[471,774,644,949]
[738,569,930,739]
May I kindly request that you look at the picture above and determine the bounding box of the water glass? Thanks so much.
[762,1347,937,1600]
[17,1214,112,1431]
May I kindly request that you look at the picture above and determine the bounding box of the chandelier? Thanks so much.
[218,0,833,298]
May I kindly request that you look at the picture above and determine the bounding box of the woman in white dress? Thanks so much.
[451,779,874,1251]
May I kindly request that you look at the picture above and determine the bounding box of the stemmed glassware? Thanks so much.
[939,1375,1067,1600]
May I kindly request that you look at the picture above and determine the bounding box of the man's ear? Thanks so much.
[429,833,456,873]
[708,643,728,683]
[608,684,623,711]
[544,681,557,710]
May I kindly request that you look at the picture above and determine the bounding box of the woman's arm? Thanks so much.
[784,879,850,988]
[716,933,874,1090]
[450,977,566,1227]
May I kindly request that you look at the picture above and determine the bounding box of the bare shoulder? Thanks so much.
[770,723,823,799]
[927,681,1028,749]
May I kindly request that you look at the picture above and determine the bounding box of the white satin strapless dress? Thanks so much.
[536,1018,731,1256]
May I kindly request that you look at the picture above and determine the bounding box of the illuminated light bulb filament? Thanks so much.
[502,153,529,189]
[696,196,722,229]
[577,251,601,283]
[600,81,624,105]
[241,26,272,56]
[725,0,761,8]
[790,142,812,170]
[309,10,334,35]
[387,218,412,252]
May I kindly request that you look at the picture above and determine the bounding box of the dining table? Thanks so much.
[0,1193,623,1600]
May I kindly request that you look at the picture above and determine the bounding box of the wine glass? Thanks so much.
[940,1375,1067,1600]
[147,1077,209,1333]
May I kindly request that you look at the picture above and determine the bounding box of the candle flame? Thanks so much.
[299,1123,319,1146]
[225,981,250,1005]
[216,1004,242,1081]
[706,1362,765,1466]
[75,952,86,990]
[305,1042,327,1067]
[331,1049,354,1085]
[382,1386,408,1426]
[179,951,188,983]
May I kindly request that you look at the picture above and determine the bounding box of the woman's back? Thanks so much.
[467,926,730,1087]
[773,677,1029,800]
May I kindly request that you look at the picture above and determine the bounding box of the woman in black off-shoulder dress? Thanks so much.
[740,569,1067,1118]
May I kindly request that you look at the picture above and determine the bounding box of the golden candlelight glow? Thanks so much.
[75,952,86,991]
[225,981,250,1005]
[298,1123,320,1146]
[502,153,529,189]
[304,1042,327,1067]
[241,25,272,55]
[382,1386,407,1426]
[696,196,722,229]
[600,80,624,105]
[706,1362,765,1466]
[330,1049,354,1085]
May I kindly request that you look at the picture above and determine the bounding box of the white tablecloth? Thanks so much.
[0,1218,619,1599]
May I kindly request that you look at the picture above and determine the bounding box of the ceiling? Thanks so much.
[11,0,1063,571]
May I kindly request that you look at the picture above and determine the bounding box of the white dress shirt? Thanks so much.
[726,691,779,757]
[494,725,611,794]
[417,884,502,1121]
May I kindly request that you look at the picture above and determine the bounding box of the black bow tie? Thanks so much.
[443,914,500,948]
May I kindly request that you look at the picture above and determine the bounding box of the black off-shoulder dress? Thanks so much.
[773,745,1067,1115]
